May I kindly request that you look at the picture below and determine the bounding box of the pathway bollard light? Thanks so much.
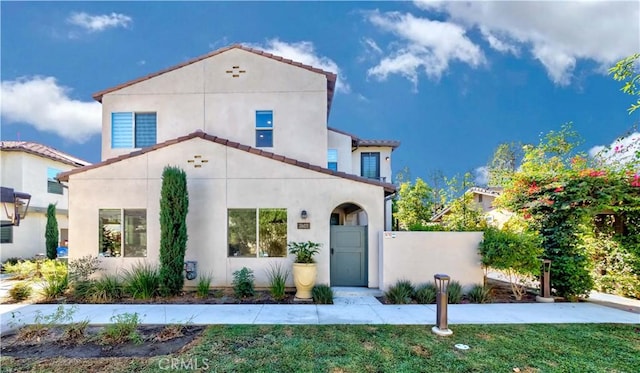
[432,273,453,336]
[536,259,554,303]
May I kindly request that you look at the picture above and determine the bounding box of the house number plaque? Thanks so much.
[297,222,310,229]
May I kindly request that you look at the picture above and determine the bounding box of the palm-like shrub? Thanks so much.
[414,283,437,304]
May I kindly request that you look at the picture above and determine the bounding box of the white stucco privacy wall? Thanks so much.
[378,231,484,291]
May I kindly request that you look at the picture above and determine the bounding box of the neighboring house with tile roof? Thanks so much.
[431,187,513,227]
[60,45,400,288]
[0,141,90,261]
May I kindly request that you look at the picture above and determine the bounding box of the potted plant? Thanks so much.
[288,241,321,299]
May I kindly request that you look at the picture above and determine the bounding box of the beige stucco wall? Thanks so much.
[327,130,353,173]
[69,137,385,288]
[1,151,75,261]
[101,48,328,167]
[378,231,484,291]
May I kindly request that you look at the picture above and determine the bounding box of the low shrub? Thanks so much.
[99,312,142,345]
[312,284,333,304]
[414,282,437,304]
[385,280,415,304]
[68,255,100,282]
[232,267,255,298]
[3,260,37,280]
[196,274,212,298]
[71,280,95,301]
[64,319,89,341]
[122,262,159,299]
[447,280,463,304]
[93,274,123,302]
[266,263,289,301]
[40,273,69,299]
[3,257,21,266]
[9,282,32,301]
[467,283,493,303]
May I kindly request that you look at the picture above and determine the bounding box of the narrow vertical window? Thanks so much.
[134,113,157,148]
[1,222,13,243]
[111,112,134,149]
[361,152,380,180]
[256,110,273,147]
[99,209,122,257]
[123,209,147,257]
[327,149,338,171]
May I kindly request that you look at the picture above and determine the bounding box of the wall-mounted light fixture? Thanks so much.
[385,156,390,161]
[1,187,31,227]
[300,210,308,219]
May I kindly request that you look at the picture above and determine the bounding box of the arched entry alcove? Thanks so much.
[330,202,368,286]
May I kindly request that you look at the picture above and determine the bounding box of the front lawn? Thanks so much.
[1,324,638,372]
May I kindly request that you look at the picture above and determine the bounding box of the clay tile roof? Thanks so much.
[92,44,338,117]
[0,141,91,168]
[57,131,396,194]
[327,127,400,150]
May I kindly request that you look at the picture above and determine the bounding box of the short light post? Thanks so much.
[536,259,554,303]
[432,273,453,336]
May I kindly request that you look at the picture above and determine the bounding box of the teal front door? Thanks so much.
[330,226,367,286]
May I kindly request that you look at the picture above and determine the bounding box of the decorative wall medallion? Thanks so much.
[187,154,209,168]
[225,65,246,78]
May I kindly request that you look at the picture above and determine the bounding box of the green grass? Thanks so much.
[1,324,638,372]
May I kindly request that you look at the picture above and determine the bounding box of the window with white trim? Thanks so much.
[255,110,273,147]
[111,112,157,149]
[99,209,147,257]
[228,208,287,257]
[327,149,338,171]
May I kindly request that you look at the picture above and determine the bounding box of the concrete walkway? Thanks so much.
[1,300,638,335]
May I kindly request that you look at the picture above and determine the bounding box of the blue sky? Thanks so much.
[2,1,639,185]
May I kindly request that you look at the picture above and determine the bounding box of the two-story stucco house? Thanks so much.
[0,142,90,261]
[59,45,399,289]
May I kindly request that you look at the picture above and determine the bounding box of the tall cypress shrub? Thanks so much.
[45,203,58,259]
[159,166,189,296]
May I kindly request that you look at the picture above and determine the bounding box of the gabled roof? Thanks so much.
[327,127,400,150]
[92,44,338,117]
[429,187,502,222]
[0,141,91,167]
[57,131,396,194]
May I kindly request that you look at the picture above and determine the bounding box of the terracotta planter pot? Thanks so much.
[292,263,317,299]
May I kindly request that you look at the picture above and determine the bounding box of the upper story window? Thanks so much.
[327,149,338,171]
[47,167,63,194]
[255,110,273,148]
[361,152,380,180]
[111,112,157,149]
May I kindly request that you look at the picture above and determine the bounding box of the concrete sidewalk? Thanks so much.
[1,301,638,335]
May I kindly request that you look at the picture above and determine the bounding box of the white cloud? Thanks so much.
[479,27,519,55]
[413,0,639,85]
[248,39,350,93]
[67,12,132,33]
[362,37,383,54]
[474,166,489,186]
[589,132,640,167]
[365,10,485,90]
[1,76,101,143]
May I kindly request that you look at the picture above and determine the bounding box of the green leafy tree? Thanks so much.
[394,178,434,229]
[442,192,487,231]
[609,53,640,114]
[479,226,543,300]
[487,142,522,188]
[159,166,189,296]
[498,123,640,298]
[45,203,58,259]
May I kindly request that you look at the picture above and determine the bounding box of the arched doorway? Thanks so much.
[330,203,368,286]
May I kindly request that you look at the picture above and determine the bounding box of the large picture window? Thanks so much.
[228,208,287,257]
[99,209,147,257]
